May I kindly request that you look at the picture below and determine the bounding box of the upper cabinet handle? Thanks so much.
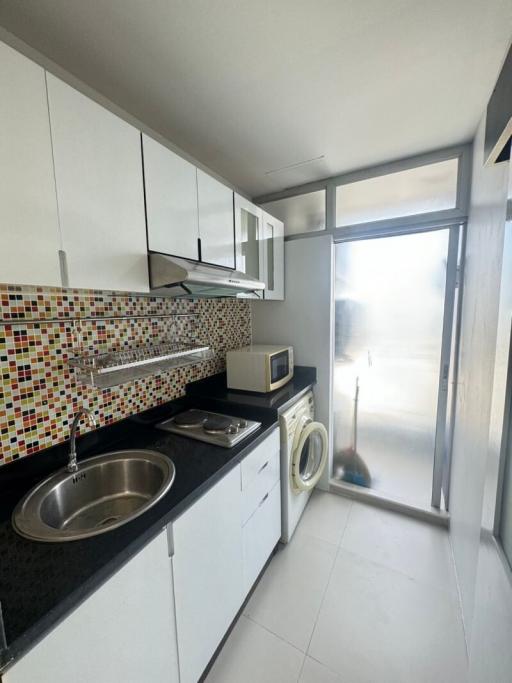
[258,460,269,474]
[58,250,69,288]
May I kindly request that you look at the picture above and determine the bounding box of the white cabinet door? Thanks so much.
[197,169,235,268]
[3,531,179,683]
[234,194,264,298]
[262,211,285,300]
[173,465,243,683]
[242,479,281,595]
[0,42,61,287]
[46,74,149,292]
[142,134,199,260]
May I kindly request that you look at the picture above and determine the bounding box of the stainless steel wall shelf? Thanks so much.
[0,313,194,326]
[63,312,213,388]
[69,342,214,388]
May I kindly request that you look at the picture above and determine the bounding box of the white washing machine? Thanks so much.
[280,391,328,543]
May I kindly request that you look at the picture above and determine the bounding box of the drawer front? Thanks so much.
[241,428,280,491]
[242,480,281,595]
[241,447,280,525]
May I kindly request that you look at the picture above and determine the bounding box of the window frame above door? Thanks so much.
[254,144,472,244]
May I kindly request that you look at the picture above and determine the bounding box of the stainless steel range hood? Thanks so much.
[149,252,265,298]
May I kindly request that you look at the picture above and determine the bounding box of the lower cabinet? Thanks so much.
[3,530,179,683]
[240,429,281,595]
[4,431,282,683]
[172,464,243,683]
[242,480,281,594]
[171,429,281,683]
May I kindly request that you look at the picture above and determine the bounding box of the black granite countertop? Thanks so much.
[186,365,316,414]
[0,367,316,673]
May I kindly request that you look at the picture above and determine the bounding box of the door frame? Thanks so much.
[330,223,465,512]
[431,225,462,508]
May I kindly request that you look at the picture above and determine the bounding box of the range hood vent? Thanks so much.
[149,252,265,298]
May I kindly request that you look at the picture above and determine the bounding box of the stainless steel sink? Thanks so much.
[12,450,175,542]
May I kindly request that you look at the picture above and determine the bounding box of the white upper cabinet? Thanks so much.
[234,194,264,298]
[46,74,149,292]
[262,210,284,300]
[142,134,199,260]
[197,169,235,268]
[0,42,61,287]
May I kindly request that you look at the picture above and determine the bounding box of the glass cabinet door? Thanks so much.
[261,211,284,300]
[234,195,263,296]
[240,207,260,279]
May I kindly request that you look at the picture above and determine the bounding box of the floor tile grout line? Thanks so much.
[243,613,307,656]
[448,533,470,660]
[338,502,460,600]
[302,502,352,659]
[307,653,345,681]
[244,495,355,664]
[293,528,342,550]
[295,652,307,683]
[337,498,354,548]
[336,540,461,603]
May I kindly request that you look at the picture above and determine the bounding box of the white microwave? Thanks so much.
[226,345,294,393]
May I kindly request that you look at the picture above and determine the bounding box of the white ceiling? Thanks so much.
[1,0,511,197]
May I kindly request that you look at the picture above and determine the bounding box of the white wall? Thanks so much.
[448,113,510,680]
[467,152,512,683]
[252,235,334,489]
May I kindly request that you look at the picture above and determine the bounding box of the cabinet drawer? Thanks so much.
[241,447,280,525]
[242,480,281,595]
[241,428,280,491]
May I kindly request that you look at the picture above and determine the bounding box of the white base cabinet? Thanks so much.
[3,531,179,683]
[172,464,243,683]
[3,432,282,683]
[240,428,281,595]
[242,479,281,594]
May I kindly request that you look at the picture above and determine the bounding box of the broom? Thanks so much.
[333,376,371,487]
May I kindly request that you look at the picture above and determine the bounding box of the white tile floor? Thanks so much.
[205,491,468,683]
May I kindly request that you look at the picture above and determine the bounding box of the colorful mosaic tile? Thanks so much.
[0,285,251,465]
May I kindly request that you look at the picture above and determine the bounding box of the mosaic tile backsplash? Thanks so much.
[0,285,251,465]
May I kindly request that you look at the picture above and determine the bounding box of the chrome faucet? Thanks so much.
[68,408,97,473]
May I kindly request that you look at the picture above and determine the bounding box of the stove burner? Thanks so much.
[203,415,232,434]
[173,410,207,429]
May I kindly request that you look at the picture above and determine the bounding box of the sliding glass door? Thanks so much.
[332,227,460,510]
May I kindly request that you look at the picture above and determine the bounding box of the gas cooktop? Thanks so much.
[156,409,261,448]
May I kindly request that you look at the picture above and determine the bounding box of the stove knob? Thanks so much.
[239,419,247,428]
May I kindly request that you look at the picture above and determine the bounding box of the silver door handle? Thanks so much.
[258,493,269,508]
[166,525,174,557]
[258,460,269,474]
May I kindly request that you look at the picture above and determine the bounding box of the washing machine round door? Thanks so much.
[291,418,328,492]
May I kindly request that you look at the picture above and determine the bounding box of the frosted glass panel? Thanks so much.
[336,159,458,227]
[261,190,325,236]
[332,230,449,509]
